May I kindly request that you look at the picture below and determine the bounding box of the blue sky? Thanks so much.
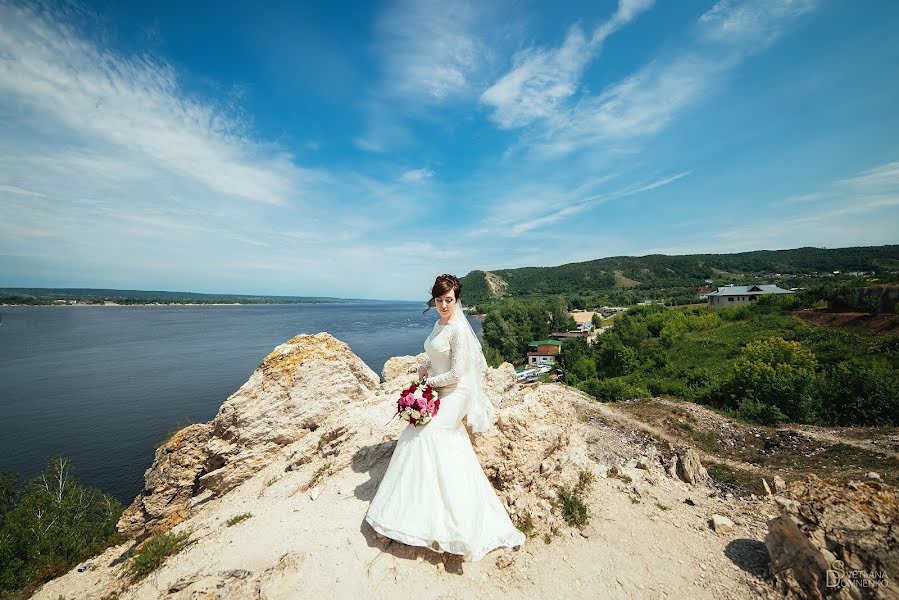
[0,0,897,301]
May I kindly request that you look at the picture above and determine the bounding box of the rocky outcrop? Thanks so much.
[117,333,380,537]
[662,446,712,486]
[765,474,898,600]
[197,333,380,494]
[36,331,893,600]
[117,423,212,537]
[381,353,427,382]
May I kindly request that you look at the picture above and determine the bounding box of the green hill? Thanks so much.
[461,245,899,304]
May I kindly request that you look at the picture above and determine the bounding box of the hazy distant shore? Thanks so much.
[1,302,304,307]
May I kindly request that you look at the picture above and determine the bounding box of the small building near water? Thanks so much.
[527,339,561,366]
[706,284,794,308]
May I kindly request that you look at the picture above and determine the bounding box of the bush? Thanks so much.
[550,470,595,529]
[124,529,192,582]
[718,305,752,321]
[595,336,639,378]
[736,399,788,425]
[713,338,820,423]
[583,378,649,402]
[646,378,692,399]
[0,457,124,595]
[818,362,899,426]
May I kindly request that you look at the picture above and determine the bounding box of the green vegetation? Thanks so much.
[550,470,596,529]
[706,463,768,497]
[226,512,252,527]
[557,290,898,427]
[513,511,535,538]
[124,529,192,582]
[0,457,125,597]
[460,244,899,308]
[479,297,576,368]
[308,462,333,488]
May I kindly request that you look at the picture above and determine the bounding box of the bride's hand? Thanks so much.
[417,366,428,380]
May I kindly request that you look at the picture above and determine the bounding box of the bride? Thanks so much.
[365,274,526,562]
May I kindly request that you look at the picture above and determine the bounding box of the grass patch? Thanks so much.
[550,470,596,529]
[124,529,192,582]
[308,461,333,488]
[154,420,195,449]
[706,463,767,497]
[514,511,535,538]
[606,466,633,484]
[226,512,252,527]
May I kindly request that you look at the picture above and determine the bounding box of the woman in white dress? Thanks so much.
[365,274,526,562]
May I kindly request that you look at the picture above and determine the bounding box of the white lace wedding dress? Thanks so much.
[364,318,526,562]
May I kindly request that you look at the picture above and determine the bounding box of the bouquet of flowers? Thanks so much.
[387,379,440,426]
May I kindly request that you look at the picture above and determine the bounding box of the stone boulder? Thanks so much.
[765,474,898,600]
[118,333,379,536]
[469,383,594,534]
[381,352,428,382]
[117,423,211,537]
[664,447,712,487]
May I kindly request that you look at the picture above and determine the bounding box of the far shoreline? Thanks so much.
[1,302,314,307]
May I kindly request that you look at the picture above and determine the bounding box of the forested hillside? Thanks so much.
[461,245,899,306]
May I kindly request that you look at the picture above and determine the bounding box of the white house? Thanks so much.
[706,284,794,308]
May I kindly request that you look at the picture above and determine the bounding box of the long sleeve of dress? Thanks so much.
[426,323,466,387]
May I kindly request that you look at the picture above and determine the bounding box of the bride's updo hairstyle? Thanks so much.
[423,274,462,314]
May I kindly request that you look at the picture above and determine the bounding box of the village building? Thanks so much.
[706,284,794,308]
[526,339,561,366]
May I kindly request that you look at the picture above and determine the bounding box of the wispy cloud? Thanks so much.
[0,3,448,299]
[481,0,654,128]
[713,160,899,248]
[469,170,690,237]
[374,0,485,104]
[399,168,435,183]
[698,0,818,44]
[837,161,899,193]
[0,2,315,206]
[506,0,819,156]
[0,184,46,198]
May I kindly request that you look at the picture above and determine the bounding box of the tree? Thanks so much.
[715,338,819,423]
[0,456,124,594]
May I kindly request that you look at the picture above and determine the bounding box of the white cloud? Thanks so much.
[481,0,654,128]
[0,2,315,206]
[354,138,385,153]
[0,4,451,300]
[399,168,435,183]
[375,0,484,103]
[713,160,899,247]
[837,161,899,193]
[782,191,825,204]
[508,0,819,157]
[699,0,818,44]
[0,184,46,198]
[469,170,690,238]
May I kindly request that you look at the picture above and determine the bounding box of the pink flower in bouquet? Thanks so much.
[387,379,441,427]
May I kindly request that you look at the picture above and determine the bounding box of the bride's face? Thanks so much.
[434,289,456,319]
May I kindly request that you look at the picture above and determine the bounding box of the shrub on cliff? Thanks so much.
[0,456,124,596]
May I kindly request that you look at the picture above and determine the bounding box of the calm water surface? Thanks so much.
[0,302,480,505]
